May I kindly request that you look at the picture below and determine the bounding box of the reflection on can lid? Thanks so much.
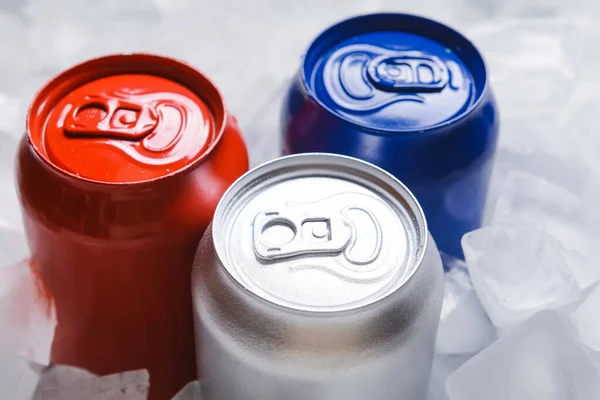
[212,154,427,313]
[28,54,221,184]
[303,13,488,132]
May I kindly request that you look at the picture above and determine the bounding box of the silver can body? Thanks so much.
[192,154,444,400]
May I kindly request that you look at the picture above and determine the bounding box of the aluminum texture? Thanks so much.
[192,153,444,400]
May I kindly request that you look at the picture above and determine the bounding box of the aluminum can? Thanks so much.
[192,153,444,400]
[17,54,249,400]
[281,13,500,259]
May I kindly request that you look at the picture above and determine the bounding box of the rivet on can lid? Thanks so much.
[27,54,223,184]
[212,154,427,313]
[303,13,487,132]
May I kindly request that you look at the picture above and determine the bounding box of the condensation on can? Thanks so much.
[17,54,249,400]
[192,153,444,400]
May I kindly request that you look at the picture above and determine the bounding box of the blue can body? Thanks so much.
[281,13,499,259]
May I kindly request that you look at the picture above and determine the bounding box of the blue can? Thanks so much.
[281,13,499,259]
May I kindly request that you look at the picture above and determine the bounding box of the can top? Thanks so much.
[212,154,428,313]
[302,13,488,133]
[27,54,224,184]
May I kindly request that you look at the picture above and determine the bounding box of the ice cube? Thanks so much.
[484,149,589,225]
[380,0,491,31]
[495,111,562,154]
[242,83,286,167]
[428,354,472,400]
[34,364,96,394]
[586,349,600,376]
[22,1,92,70]
[24,0,168,72]
[492,149,589,196]
[436,267,497,354]
[560,250,600,290]
[489,167,591,245]
[570,284,600,352]
[440,253,470,273]
[90,0,162,19]
[561,98,600,176]
[171,381,202,399]
[467,18,581,118]
[25,0,161,23]
[0,351,41,400]
[0,0,25,15]
[581,177,600,225]
[592,354,600,377]
[152,0,192,15]
[476,0,571,18]
[462,224,581,328]
[28,18,93,68]
[0,13,34,94]
[572,17,600,109]
[487,168,600,289]
[0,228,28,268]
[492,170,583,225]
[0,259,55,365]
[490,169,592,254]
[440,267,471,320]
[0,132,27,231]
[0,93,25,140]
[33,369,149,400]
[436,257,496,355]
[446,312,600,400]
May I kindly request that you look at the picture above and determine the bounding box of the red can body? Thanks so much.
[17,54,249,400]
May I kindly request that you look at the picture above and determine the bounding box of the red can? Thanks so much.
[17,54,249,400]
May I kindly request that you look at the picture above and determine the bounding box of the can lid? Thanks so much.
[212,154,427,313]
[303,13,488,132]
[27,54,222,184]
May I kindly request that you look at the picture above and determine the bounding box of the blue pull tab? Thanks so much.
[366,53,449,93]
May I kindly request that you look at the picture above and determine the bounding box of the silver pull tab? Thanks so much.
[252,208,352,261]
[341,206,383,266]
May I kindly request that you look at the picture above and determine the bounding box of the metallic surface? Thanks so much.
[29,57,218,184]
[282,13,500,258]
[192,154,444,400]
[18,54,249,400]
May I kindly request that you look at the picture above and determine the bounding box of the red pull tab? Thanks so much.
[63,94,158,140]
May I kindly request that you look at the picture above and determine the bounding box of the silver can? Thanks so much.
[192,153,444,400]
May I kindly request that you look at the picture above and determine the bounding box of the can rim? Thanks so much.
[26,53,227,187]
[299,12,492,135]
[211,153,430,315]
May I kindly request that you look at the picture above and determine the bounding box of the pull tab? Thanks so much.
[63,94,159,140]
[366,53,449,93]
[252,209,352,261]
[341,206,383,266]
